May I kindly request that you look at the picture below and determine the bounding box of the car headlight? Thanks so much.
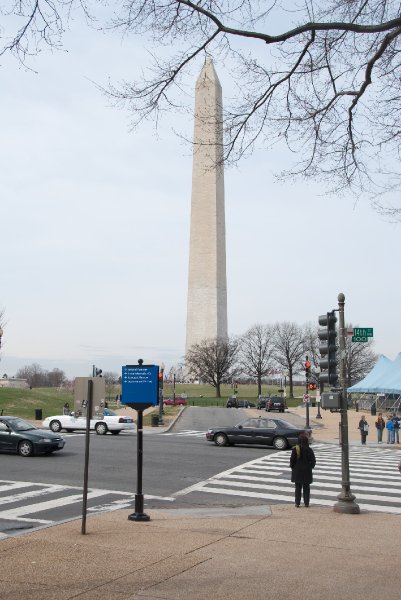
[39,438,52,443]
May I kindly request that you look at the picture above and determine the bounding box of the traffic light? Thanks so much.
[158,371,163,389]
[308,382,317,391]
[318,311,338,386]
[304,359,311,380]
[92,365,103,377]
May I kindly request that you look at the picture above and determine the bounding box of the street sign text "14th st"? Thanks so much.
[352,327,374,343]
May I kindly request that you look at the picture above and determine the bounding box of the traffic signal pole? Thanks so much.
[334,293,360,514]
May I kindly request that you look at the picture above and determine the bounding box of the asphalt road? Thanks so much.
[0,408,282,534]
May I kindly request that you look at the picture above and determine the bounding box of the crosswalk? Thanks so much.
[0,480,174,538]
[163,429,206,438]
[175,444,401,514]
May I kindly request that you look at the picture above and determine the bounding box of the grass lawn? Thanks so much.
[0,382,309,420]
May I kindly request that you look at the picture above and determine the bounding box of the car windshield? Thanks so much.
[104,409,117,416]
[276,419,299,429]
[9,418,36,431]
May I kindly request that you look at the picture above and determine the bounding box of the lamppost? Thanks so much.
[158,362,165,425]
[333,293,360,514]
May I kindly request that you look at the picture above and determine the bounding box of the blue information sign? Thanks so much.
[121,365,159,407]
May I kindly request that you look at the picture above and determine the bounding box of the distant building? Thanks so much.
[0,377,29,389]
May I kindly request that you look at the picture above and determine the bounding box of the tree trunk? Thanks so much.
[257,376,262,396]
[288,368,294,398]
[216,383,221,398]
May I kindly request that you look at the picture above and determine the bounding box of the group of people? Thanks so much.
[358,413,400,444]
[290,412,401,508]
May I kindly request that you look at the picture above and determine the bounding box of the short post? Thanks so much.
[128,408,150,522]
[81,379,93,535]
[158,363,165,425]
[315,392,322,419]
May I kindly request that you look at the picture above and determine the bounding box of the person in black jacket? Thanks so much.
[290,435,316,507]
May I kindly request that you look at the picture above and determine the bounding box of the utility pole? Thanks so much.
[333,293,360,514]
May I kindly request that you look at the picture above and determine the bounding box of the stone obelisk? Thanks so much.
[185,59,228,353]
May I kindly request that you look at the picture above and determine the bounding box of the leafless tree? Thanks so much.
[46,368,67,387]
[344,332,378,387]
[15,363,67,387]
[4,2,401,214]
[16,363,47,387]
[239,323,275,396]
[273,322,307,398]
[102,370,119,403]
[105,1,401,215]
[185,336,240,397]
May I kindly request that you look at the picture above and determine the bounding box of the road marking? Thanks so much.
[175,444,401,514]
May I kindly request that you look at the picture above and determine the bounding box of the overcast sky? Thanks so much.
[1,12,400,379]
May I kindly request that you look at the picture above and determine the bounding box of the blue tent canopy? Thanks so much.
[347,353,401,394]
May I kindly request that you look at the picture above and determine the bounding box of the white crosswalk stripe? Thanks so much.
[163,430,206,438]
[0,480,175,537]
[176,444,401,514]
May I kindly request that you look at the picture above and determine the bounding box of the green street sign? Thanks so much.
[353,328,373,338]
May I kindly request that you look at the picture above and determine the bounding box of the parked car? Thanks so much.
[163,398,187,406]
[206,417,312,450]
[0,416,65,457]
[237,400,256,408]
[257,397,268,410]
[42,410,135,435]
[226,397,238,408]
[265,396,287,412]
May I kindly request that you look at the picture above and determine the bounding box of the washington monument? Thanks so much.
[185,59,228,353]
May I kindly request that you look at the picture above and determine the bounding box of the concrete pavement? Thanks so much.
[2,404,400,600]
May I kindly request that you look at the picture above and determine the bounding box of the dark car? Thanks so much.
[257,397,268,409]
[265,396,287,412]
[0,416,65,457]
[226,398,238,408]
[237,400,255,408]
[206,416,312,450]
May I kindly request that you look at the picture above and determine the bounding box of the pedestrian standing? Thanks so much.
[385,415,395,444]
[392,414,400,444]
[290,435,316,508]
[375,413,386,443]
[358,415,369,445]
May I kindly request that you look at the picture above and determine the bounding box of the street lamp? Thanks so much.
[158,362,165,425]
[333,293,360,514]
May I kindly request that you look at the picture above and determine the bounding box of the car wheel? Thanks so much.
[95,422,108,435]
[18,440,34,457]
[110,430,121,435]
[214,433,228,446]
[273,436,288,450]
[50,420,62,433]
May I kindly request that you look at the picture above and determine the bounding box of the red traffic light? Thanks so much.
[305,361,311,369]
[308,382,317,390]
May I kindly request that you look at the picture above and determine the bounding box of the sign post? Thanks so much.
[122,360,159,522]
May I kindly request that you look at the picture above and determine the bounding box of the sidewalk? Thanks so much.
[3,404,400,600]
[1,504,400,600]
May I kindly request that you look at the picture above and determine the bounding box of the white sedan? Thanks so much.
[42,409,135,435]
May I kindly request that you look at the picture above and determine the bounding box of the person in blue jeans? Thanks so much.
[386,416,394,444]
[392,414,400,444]
[375,413,386,443]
